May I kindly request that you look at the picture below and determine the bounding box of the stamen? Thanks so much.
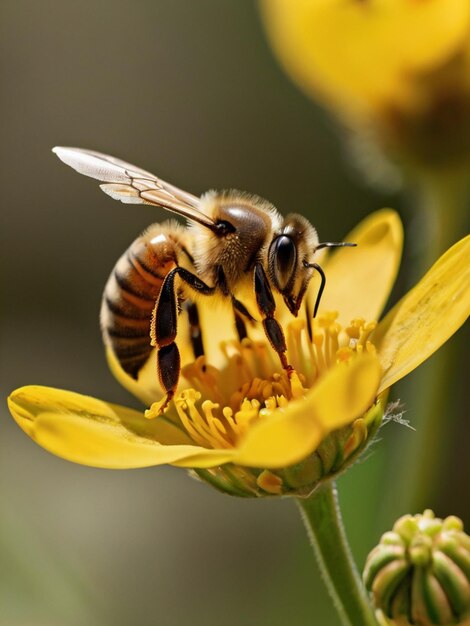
[182,357,225,405]
[234,399,261,437]
[365,340,376,355]
[343,418,368,459]
[290,372,305,400]
[146,312,379,453]
[202,400,226,437]
[313,331,327,373]
[359,321,377,346]
[286,319,304,373]
[222,406,237,431]
[346,318,365,340]
[240,338,275,380]
[336,346,354,363]
[220,342,253,387]
[325,322,341,365]
[257,470,283,494]
[173,391,210,447]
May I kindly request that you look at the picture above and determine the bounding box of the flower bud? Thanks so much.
[363,510,470,625]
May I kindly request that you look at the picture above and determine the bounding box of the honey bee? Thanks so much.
[53,147,355,412]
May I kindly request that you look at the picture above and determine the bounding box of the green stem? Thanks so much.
[297,481,378,626]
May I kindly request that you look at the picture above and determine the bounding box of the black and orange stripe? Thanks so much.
[100,225,185,379]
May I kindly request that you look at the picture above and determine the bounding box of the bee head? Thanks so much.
[268,214,318,316]
[269,215,357,317]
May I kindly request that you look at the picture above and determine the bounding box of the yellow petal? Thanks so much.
[8,386,234,469]
[106,347,163,408]
[316,209,403,325]
[260,0,470,120]
[232,354,381,469]
[374,235,470,393]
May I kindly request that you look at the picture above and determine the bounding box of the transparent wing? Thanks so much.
[52,146,215,228]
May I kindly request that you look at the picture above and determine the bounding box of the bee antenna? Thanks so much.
[304,242,356,317]
[315,241,357,251]
[303,261,326,318]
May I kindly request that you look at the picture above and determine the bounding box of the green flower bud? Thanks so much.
[364,510,470,625]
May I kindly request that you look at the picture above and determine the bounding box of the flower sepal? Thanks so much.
[192,393,386,498]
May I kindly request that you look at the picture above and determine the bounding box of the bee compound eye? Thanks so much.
[271,235,297,291]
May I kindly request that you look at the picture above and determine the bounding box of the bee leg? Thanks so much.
[152,267,214,413]
[232,297,255,342]
[185,301,205,358]
[217,266,252,341]
[253,263,291,373]
[305,298,313,342]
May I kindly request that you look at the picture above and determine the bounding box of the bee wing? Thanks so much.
[52,146,216,228]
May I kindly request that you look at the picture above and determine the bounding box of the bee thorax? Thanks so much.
[192,190,281,288]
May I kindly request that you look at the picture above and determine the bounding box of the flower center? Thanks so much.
[145,312,377,450]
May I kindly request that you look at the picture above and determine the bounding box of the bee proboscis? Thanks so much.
[53,147,355,413]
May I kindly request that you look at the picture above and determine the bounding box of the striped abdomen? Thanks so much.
[100,223,187,379]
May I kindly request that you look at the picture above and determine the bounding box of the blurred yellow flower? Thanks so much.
[260,0,470,169]
[7,211,470,496]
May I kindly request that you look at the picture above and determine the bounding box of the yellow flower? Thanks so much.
[260,0,470,170]
[8,211,470,497]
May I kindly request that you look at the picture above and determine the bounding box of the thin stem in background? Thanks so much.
[383,171,469,520]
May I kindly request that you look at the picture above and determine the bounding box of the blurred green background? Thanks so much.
[1,2,468,625]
